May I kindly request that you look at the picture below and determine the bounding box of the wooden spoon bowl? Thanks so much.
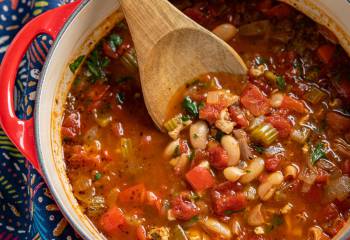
[120,0,247,129]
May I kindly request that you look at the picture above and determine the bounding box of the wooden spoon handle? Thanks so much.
[120,0,196,64]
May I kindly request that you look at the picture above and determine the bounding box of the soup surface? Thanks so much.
[62,1,350,239]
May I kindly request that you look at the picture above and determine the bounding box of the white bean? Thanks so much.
[212,23,238,42]
[270,92,284,108]
[164,139,179,158]
[190,121,209,149]
[223,167,245,182]
[257,171,284,201]
[221,135,240,166]
[239,157,265,184]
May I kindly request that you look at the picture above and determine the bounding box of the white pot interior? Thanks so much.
[35,0,122,239]
[35,0,350,239]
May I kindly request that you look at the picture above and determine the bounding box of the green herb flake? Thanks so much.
[69,55,85,73]
[181,115,191,122]
[189,192,200,201]
[86,50,109,80]
[276,75,286,91]
[189,151,195,161]
[311,142,326,165]
[265,214,284,233]
[253,144,265,154]
[116,92,125,104]
[108,34,123,52]
[185,216,199,225]
[173,145,180,157]
[95,172,102,180]
[193,133,199,139]
[182,96,199,118]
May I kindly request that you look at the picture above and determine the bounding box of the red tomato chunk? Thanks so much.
[240,84,270,116]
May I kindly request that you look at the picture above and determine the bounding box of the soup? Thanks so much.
[62,0,350,239]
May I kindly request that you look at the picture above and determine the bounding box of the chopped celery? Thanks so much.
[171,225,188,240]
[304,86,327,104]
[121,138,132,159]
[121,48,138,72]
[249,120,278,146]
[291,126,311,144]
[164,114,183,132]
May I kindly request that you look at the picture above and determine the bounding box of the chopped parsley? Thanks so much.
[108,34,123,52]
[181,115,191,122]
[265,214,284,233]
[224,209,245,216]
[69,55,85,73]
[94,172,102,180]
[183,96,199,118]
[253,144,265,154]
[87,50,110,81]
[311,142,326,165]
[276,75,286,91]
[255,56,268,65]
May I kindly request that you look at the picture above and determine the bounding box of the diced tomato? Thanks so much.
[62,112,81,139]
[326,111,350,132]
[186,166,215,191]
[171,192,199,221]
[100,206,126,234]
[136,225,147,240]
[266,3,293,18]
[208,146,229,170]
[240,84,270,116]
[87,83,110,101]
[320,203,339,222]
[264,156,281,172]
[342,159,350,175]
[280,95,306,113]
[228,106,249,128]
[317,44,336,64]
[199,103,224,124]
[266,115,292,138]
[118,184,146,205]
[211,182,247,215]
[103,42,118,59]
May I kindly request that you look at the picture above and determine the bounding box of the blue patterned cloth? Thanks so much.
[0,0,80,239]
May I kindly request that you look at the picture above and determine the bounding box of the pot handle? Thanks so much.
[0,0,82,171]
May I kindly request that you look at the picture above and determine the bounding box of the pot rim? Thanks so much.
[34,0,93,239]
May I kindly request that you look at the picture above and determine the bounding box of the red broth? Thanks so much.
[62,1,350,239]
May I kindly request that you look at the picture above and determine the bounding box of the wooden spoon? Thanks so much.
[120,0,247,129]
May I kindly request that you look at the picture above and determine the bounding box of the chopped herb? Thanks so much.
[306,66,320,81]
[116,92,125,104]
[117,22,127,29]
[173,145,180,157]
[95,172,102,180]
[293,58,303,78]
[311,142,326,165]
[255,56,268,65]
[197,101,205,110]
[224,209,245,215]
[193,133,199,139]
[116,76,133,84]
[245,170,252,173]
[265,214,284,233]
[69,55,85,73]
[150,233,161,240]
[276,75,286,91]
[182,96,199,117]
[86,50,110,80]
[108,34,123,52]
[253,144,265,154]
[181,115,191,122]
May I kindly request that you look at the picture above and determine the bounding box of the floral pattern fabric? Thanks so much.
[0,0,79,239]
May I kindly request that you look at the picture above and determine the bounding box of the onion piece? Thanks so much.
[200,217,232,239]
[325,176,350,202]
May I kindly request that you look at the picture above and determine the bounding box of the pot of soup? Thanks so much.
[1,0,350,239]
